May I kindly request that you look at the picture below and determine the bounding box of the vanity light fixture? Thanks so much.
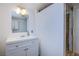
[21,8,27,15]
[15,7,21,14]
[15,6,28,16]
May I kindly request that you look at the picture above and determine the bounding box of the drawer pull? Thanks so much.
[24,48,28,51]
[16,45,18,47]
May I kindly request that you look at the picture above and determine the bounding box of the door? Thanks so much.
[35,3,65,56]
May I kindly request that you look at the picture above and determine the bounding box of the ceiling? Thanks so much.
[0,3,52,10]
[23,3,52,11]
[27,3,79,11]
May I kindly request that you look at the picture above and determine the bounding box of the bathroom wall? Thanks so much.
[0,3,36,55]
[35,4,65,56]
[0,4,11,55]
[73,6,79,54]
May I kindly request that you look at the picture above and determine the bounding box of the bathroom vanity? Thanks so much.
[6,36,39,56]
[5,6,39,56]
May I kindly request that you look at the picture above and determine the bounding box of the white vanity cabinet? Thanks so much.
[6,39,39,56]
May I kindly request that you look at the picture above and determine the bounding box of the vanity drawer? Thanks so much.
[6,40,35,51]
[6,39,39,56]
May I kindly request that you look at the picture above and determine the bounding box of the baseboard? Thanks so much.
[74,52,79,56]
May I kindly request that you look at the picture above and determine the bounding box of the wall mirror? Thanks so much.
[11,6,29,33]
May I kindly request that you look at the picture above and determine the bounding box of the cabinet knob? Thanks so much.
[16,45,18,47]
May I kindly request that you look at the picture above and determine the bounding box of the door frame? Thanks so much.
[64,3,74,56]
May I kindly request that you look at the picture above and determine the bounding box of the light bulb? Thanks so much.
[15,7,21,14]
[21,9,26,15]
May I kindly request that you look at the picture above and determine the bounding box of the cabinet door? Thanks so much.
[26,46,34,56]
[24,47,31,56]
[26,41,39,56]
[6,39,39,56]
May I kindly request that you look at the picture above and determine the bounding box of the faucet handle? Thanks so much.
[20,35,25,37]
[31,30,34,33]
[27,31,30,36]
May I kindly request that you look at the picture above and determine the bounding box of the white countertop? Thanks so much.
[6,36,38,44]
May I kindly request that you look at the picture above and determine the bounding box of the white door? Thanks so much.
[35,3,65,56]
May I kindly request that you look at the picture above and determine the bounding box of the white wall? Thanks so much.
[0,3,36,55]
[73,6,79,54]
[0,4,11,55]
[35,4,65,56]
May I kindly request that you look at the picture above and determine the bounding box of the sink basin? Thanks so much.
[6,36,38,44]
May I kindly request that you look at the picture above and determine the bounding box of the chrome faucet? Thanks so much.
[27,31,30,36]
[20,35,25,37]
